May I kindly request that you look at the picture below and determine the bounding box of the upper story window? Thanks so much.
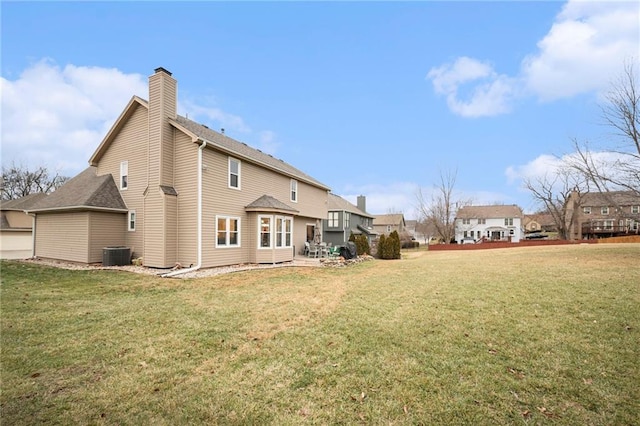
[120,161,128,190]
[228,157,241,189]
[583,206,591,214]
[328,212,339,228]
[478,218,486,224]
[128,210,136,231]
[601,206,609,215]
[505,218,514,226]
[632,205,639,214]
[345,212,351,228]
[462,218,471,225]
[217,216,240,247]
[290,179,298,203]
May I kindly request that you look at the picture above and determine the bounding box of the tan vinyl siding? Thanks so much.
[143,188,167,267]
[174,132,199,266]
[87,212,127,263]
[95,103,147,258]
[35,213,90,263]
[199,147,319,267]
[165,194,177,265]
[4,211,33,228]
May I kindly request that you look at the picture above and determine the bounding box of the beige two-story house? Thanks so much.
[27,67,330,270]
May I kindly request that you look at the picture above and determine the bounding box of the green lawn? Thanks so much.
[1,244,639,425]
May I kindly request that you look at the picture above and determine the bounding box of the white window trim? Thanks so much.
[128,210,136,231]
[583,206,591,214]
[216,215,241,248]
[258,215,272,249]
[632,205,639,214]
[228,157,241,190]
[290,179,298,203]
[275,216,293,248]
[601,206,609,215]
[120,161,128,190]
[328,211,339,228]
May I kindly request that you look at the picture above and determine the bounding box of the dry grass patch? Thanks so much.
[1,244,639,424]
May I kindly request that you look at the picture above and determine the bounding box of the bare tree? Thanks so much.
[1,162,68,200]
[523,166,588,240]
[416,169,466,244]
[567,60,640,195]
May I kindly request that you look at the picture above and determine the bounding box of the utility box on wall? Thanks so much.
[103,247,131,266]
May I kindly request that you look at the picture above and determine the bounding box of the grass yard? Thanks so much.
[1,244,639,425]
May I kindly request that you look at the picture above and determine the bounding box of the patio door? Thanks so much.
[306,224,315,242]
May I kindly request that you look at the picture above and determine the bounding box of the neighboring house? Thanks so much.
[455,205,524,244]
[523,213,557,233]
[26,67,330,269]
[568,191,640,239]
[404,220,418,240]
[0,193,46,259]
[373,213,406,237]
[323,194,377,246]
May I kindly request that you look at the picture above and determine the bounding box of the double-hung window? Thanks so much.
[128,210,136,231]
[259,216,271,248]
[275,217,292,248]
[229,158,240,189]
[217,216,240,247]
[505,218,514,226]
[120,161,128,190]
[601,206,609,215]
[632,205,639,214]
[290,179,298,203]
[328,212,339,228]
[583,206,591,214]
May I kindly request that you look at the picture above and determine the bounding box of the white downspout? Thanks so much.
[162,140,206,277]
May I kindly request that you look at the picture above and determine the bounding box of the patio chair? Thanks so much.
[307,243,319,258]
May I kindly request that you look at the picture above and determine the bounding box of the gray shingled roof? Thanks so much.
[373,214,405,226]
[173,115,330,191]
[245,195,298,213]
[0,193,47,211]
[328,193,373,218]
[456,205,523,219]
[26,167,127,213]
[581,191,640,207]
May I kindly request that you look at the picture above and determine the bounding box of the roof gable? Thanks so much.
[27,167,127,213]
[327,193,373,218]
[89,96,148,166]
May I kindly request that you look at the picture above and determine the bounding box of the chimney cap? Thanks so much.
[154,67,172,76]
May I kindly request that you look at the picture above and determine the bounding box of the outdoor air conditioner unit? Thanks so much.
[102,246,131,266]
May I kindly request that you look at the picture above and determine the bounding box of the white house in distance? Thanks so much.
[455,205,524,244]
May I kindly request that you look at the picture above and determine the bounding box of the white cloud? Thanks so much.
[181,99,251,134]
[339,181,421,218]
[522,0,639,101]
[505,154,564,183]
[428,0,639,116]
[1,59,147,175]
[426,57,518,117]
[1,59,280,177]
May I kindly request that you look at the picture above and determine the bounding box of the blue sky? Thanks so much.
[2,1,638,218]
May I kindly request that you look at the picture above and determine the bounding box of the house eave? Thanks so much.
[193,135,331,192]
[26,206,129,214]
